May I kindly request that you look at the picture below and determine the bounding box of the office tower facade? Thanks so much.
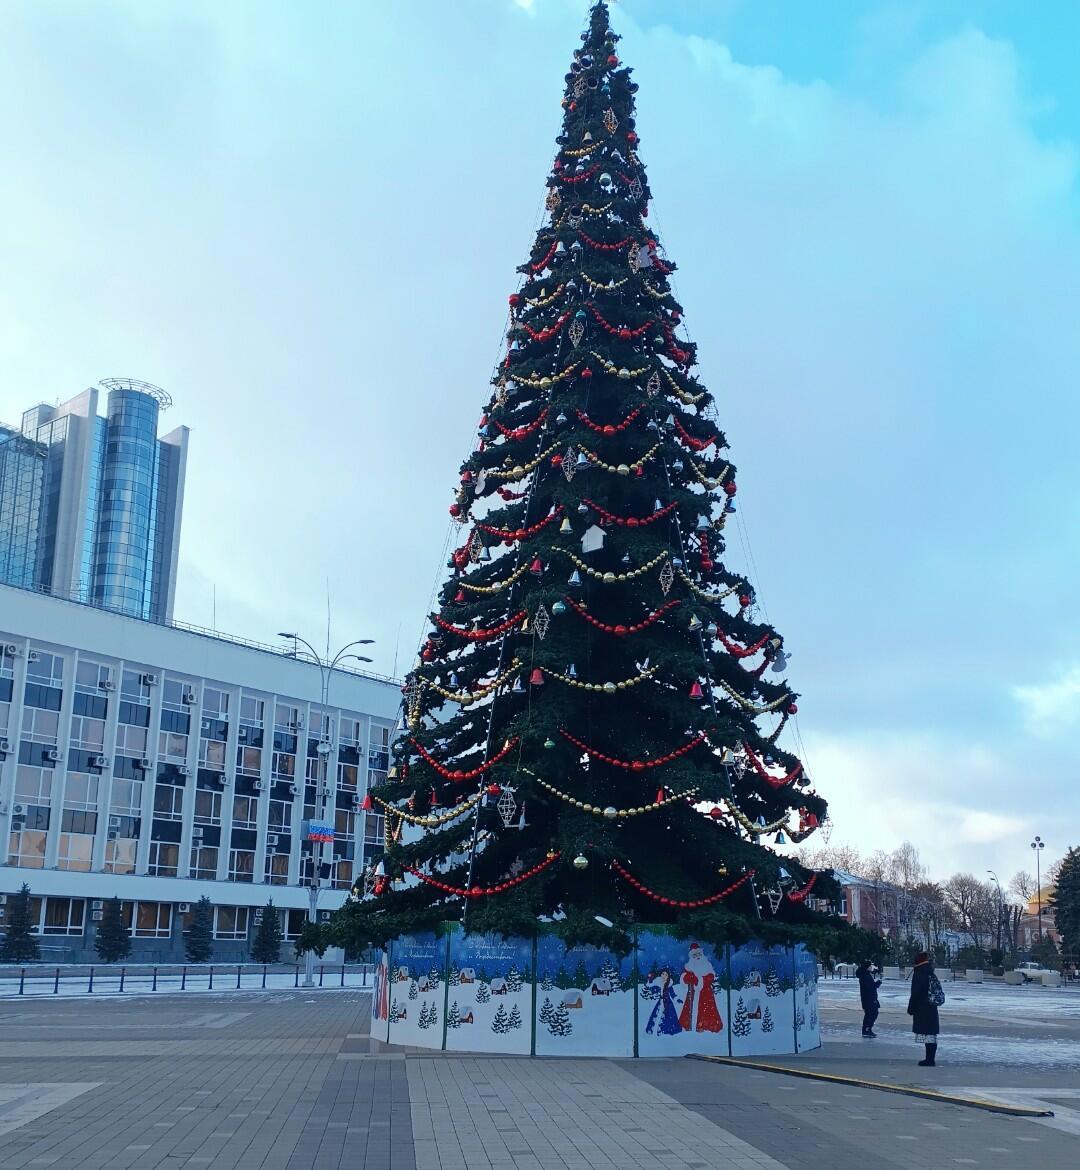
[0,379,188,623]
[0,586,400,963]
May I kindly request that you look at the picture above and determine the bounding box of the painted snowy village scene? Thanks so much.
[445,931,533,1055]
[534,939,635,1057]
[384,933,446,1049]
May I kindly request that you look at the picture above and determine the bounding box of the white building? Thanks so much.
[0,584,399,962]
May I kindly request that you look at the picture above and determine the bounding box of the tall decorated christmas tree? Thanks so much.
[340,2,856,957]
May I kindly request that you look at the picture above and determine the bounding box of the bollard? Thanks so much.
[262,964,267,990]
[319,964,325,987]
[294,964,299,988]
[88,966,95,994]
[208,966,214,990]
[119,966,126,993]
[181,965,187,991]
[18,968,25,995]
[340,965,345,988]
[54,967,60,995]
[236,965,241,990]
[152,967,158,992]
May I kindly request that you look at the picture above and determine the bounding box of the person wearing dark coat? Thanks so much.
[856,960,881,1037]
[907,951,941,1066]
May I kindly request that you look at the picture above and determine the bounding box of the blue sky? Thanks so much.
[1,1,1077,880]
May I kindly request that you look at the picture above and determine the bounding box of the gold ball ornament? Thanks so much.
[616,463,630,476]
[603,571,616,583]
[603,806,617,819]
[573,853,589,870]
[603,681,617,694]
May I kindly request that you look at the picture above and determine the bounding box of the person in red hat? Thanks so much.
[907,951,944,1066]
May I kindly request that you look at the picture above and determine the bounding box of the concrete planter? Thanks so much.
[1003,970,1025,985]
[1040,970,1061,987]
[965,968,984,982]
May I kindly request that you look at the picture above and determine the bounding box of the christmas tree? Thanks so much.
[491,1004,511,1033]
[476,981,491,1004]
[409,979,419,1001]
[251,901,283,964]
[418,1001,432,1029]
[338,0,850,956]
[540,996,555,1025]
[1051,847,1080,963]
[761,1005,773,1033]
[505,964,523,993]
[764,968,782,997]
[0,883,40,963]
[448,1001,462,1029]
[184,896,214,964]
[732,997,751,1037]
[548,1003,573,1037]
[95,897,131,963]
[508,1003,523,1030]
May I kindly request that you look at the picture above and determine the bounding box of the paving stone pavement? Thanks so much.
[0,989,1078,1169]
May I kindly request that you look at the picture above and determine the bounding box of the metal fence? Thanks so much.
[0,962,374,998]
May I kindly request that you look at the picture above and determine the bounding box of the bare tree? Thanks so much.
[1009,871,1036,903]
[944,874,997,949]
[795,843,865,875]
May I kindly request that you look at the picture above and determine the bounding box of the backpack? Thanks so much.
[927,971,945,1007]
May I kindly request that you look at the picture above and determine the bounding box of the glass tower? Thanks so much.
[0,380,189,622]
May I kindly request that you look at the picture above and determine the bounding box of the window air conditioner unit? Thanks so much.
[91,910,103,922]
[178,902,191,913]
[351,794,361,807]
[2,643,19,657]
[254,780,265,791]
[108,815,121,828]
[100,679,114,692]
[141,672,158,686]
[27,650,40,662]
[289,784,300,796]
[191,827,204,840]
[92,755,110,769]
[107,830,118,840]
[178,764,191,776]
[46,748,62,763]
[237,727,248,741]
[267,834,279,847]
[0,738,10,755]
[91,899,103,910]
[12,803,27,817]
[138,758,152,770]
[182,689,197,705]
[320,786,333,797]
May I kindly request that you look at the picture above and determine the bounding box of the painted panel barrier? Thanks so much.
[377,927,820,1057]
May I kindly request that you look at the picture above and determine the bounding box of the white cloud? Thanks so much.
[1012,666,1080,736]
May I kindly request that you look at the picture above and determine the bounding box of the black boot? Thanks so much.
[918,1043,937,1067]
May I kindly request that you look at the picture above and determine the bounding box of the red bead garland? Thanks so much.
[492,406,549,441]
[574,405,643,434]
[558,727,706,770]
[786,874,817,903]
[672,417,715,451]
[557,164,600,185]
[577,229,633,252]
[661,320,690,365]
[717,631,771,659]
[580,498,677,527]
[408,736,520,782]
[611,861,755,909]
[586,303,654,338]
[406,851,561,899]
[742,742,803,789]
[476,508,563,542]
[432,611,527,641]
[520,312,570,343]
[562,595,681,637]
[529,241,558,272]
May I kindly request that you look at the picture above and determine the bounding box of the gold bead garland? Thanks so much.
[716,679,793,715]
[675,567,740,602]
[725,802,791,836]
[523,768,697,817]
[562,140,600,158]
[459,561,532,594]
[423,659,523,705]
[643,283,674,301]
[514,361,583,388]
[762,712,790,745]
[581,272,630,291]
[371,790,483,828]
[690,459,731,490]
[580,201,613,214]
[580,441,663,475]
[658,364,706,404]
[524,284,565,308]
[588,351,651,379]
[540,663,660,692]
[487,442,562,481]
[554,547,670,582]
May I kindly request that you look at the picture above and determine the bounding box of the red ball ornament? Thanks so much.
[724,480,737,497]
[627,131,638,144]
[551,454,563,467]
[709,806,723,820]
[449,503,461,517]
[454,589,466,603]
[614,624,628,636]
[508,294,521,306]
[701,559,713,572]
[460,470,472,483]
[787,702,799,715]
[739,594,751,608]
[421,647,433,662]
[603,424,616,435]
[569,101,577,111]
[607,54,619,66]
[631,760,646,772]
[581,367,593,379]
[486,783,501,796]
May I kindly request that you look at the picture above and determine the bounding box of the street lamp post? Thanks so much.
[278,632,373,988]
[1030,836,1046,944]
[987,870,1002,956]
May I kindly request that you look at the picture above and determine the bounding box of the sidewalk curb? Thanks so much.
[686,1054,1054,1118]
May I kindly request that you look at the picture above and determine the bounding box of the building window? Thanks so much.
[267,798,292,833]
[162,677,194,712]
[236,745,261,776]
[121,669,150,701]
[63,776,100,811]
[198,738,226,770]
[158,731,188,761]
[335,808,356,838]
[283,908,306,940]
[110,777,143,815]
[275,703,301,733]
[193,788,222,825]
[15,764,53,805]
[203,688,229,719]
[21,705,60,741]
[42,897,86,935]
[104,837,137,874]
[75,659,111,694]
[7,829,47,867]
[272,752,295,779]
[232,795,258,830]
[264,852,289,885]
[57,832,94,871]
[364,814,385,846]
[228,850,255,883]
[190,845,219,880]
[148,841,179,877]
[337,762,358,790]
[332,859,353,889]
[26,650,64,686]
[69,715,106,751]
[115,723,148,755]
[153,783,184,820]
[339,716,361,745]
[214,906,249,940]
[240,695,264,725]
[310,710,334,742]
[127,902,172,937]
